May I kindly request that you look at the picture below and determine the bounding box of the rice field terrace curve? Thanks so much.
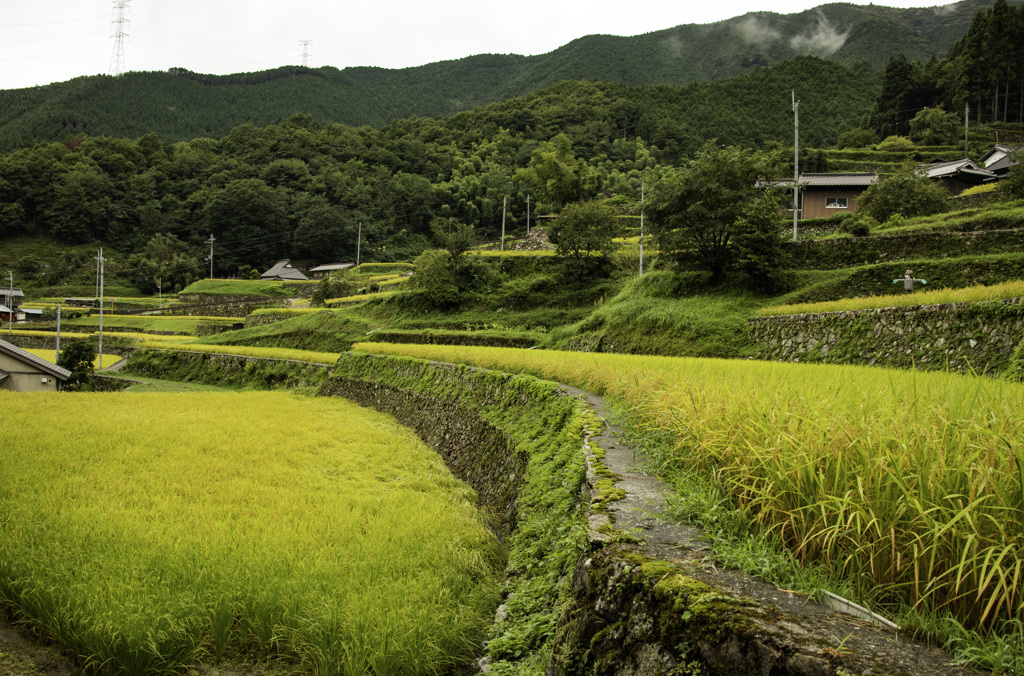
[350,343,1024,642]
[0,390,502,675]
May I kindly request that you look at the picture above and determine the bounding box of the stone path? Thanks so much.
[562,384,980,676]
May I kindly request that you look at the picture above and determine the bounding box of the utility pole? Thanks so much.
[501,196,507,252]
[792,91,800,242]
[526,194,531,236]
[157,277,162,310]
[206,234,215,278]
[964,102,970,159]
[6,271,12,336]
[356,222,362,266]
[55,304,62,363]
[299,40,313,67]
[96,249,105,368]
[108,0,130,76]
[639,180,645,277]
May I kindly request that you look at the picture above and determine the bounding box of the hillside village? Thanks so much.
[2,1,1024,675]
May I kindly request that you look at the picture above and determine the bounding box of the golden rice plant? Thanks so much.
[759,280,1024,316]
[0,391,500,674]
[351,343,1024,633]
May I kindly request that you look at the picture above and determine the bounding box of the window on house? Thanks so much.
[826,197,848,209]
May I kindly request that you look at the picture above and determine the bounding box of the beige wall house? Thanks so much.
[796,173,878,219]
[0,338,71,392]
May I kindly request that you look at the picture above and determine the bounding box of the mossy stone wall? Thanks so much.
[177,293,283,317]
[124,349,330,388]
[749,298,1024,374]
[786,228,1024,270]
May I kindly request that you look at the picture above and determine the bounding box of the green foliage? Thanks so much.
[731,193,791,294]
[834,128,879,149]
[841,214,877,237]
[858,164,949,221]
[876,135,916,151]
[647,141,780,281]
[410,250,460,308]
[56,339,95,388]
[514,135,599,207]
[1001,152,1024,199]
[127,233,200,294]
[311,271,356,308]
[429,218,475,272]
[547,201,618,261]
[908,107,962,145]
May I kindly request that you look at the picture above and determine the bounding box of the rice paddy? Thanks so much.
[0,390,501,675]
[351,343,1024,636]
[23,348,121,369]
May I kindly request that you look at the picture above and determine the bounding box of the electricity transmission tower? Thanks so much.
[299,40,313,67]
[109,0,131,76]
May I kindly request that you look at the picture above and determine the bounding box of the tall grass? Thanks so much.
[760,279,1024,316]
[351,343,1024,637]
[0,391,501,674]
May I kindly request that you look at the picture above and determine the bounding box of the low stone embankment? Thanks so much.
[177,293,285,317]
[749,297,1024,375]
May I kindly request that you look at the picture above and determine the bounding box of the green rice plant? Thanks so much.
[350,343,1024,640]
[0,391,501,674]
[759,280,1024,316]
[142,342,342,365]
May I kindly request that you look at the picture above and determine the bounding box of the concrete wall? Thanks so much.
[0,352,60,392]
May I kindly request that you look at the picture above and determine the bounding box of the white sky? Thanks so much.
[1,0,943,90]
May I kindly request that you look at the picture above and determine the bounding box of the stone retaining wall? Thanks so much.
[177,293,284,317]
[749,298,1024,374]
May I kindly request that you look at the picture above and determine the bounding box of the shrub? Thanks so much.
[876,135,916,152]
[835,128,879,149]
[56,339,96,389]
[859,165,948,221]
[841,215,877,237]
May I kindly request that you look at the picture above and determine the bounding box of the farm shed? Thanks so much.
[917,158,997,194]
[0,287,24,311]
[0,338,71,392]
[308,262,354,280]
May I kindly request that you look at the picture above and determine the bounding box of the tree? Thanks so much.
[128,233,201,294]
[429,218,475,273]
[647,141,780,282]
[908,107,962,145]
[410,249,460,307]
[203,178,288,273]
[858,164,949,222]
[548,201,618,261]
[57,339,96,389]
[311,270,356,307]
[514,134,600,207]
[999,151,1024,199]
[731,193,790,294]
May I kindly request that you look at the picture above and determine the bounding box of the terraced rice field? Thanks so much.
[0,390,500,674]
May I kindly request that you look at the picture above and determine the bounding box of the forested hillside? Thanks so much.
[0,0,1002,146]
[0,56,880,295]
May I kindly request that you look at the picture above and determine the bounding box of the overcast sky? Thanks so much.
[1,0,943,91]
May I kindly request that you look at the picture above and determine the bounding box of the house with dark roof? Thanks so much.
[0,338,71,392]
[916,158,997,194]
[775,173,879,219]
[260,260,309,281]
[0,287,24,311]
[980,143,1023,178]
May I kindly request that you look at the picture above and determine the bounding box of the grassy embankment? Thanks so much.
[0,391,501,674]
[349,343,1024,670]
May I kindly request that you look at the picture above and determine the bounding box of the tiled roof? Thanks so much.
[799,173,879,187]
[0,338,72,380]
[260,259,309,281]
[309,263,355,273]
[917,158,997,180]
